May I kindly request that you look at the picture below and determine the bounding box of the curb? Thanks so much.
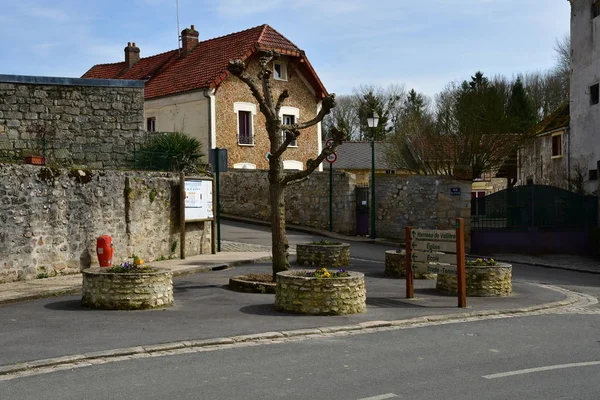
[0,257,273,306]
[0,284,585,377]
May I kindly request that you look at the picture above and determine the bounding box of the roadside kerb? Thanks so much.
[0,284,588,378]
[0,256,272,306]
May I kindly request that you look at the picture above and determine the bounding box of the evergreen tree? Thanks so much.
[507,77,536,133]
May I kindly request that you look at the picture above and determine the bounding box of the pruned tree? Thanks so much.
[227,51,345,280]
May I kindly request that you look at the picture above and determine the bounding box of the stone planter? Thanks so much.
[436,263,512,297]
[81,267,174,310]
[384,250,436,279]
[275,270,366,315]
[296,243,350,268]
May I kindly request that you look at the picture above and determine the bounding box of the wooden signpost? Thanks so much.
[406,218,467,308]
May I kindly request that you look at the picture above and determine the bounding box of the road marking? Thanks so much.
[483,361,600,379]
[357,394,398,400]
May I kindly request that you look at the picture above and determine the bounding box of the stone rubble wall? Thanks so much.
[0,164,211,283]
[81,268,174,310]
[220,170,471,247]
[275,270,366,315]
[0,76,152,169]
[295,243,351,268]
[436,264,512,297]
[219,170,356,235]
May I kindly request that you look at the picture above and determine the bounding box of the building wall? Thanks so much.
[0,75,148,169]
[215,55,322,171]
[570,0,600,193]
[219,170,471,249]
[517,129,568,188]
[0,164,211,283]
[144,90,211,161]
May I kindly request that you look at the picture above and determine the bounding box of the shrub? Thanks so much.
[466,257,497,266]
[137,132,205,172]
[303,268,349,278]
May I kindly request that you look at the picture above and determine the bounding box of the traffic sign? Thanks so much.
[410,228,456,242]
[411,262,457,275]
[411,240,456,253]
[411,250,457,265]
[326,152,337,164]
[325,138,335,148]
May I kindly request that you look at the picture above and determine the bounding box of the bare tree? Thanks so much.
[323,94,358,140]
[227,51,345,279]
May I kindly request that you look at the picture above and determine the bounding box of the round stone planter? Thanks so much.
[229,276,276,294]
[384,250,436,279]
[275,270,366,315]
[296,243,350,268]
[436,263,512,297]
[81,267,174,310]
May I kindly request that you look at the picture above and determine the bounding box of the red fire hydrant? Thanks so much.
[96,235,114,267]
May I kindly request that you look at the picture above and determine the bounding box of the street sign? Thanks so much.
[411,251,457,264]
[410,228,456,242]
[326,152,337,164]
[411,262,457,275]
[450,187,461,196]
[411,240,456,253]
[325,138,335,148]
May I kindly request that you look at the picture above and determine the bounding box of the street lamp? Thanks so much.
[367,111,379,240]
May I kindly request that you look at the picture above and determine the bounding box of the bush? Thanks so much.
[137,132,205,172]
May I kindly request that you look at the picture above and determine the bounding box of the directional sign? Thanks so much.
[411,250,458,265]
[326,152,337,164]
[411,240,456,253]
[411,262,457,275]
[410,228,456,242]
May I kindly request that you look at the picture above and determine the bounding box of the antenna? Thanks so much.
[176,0,181,53]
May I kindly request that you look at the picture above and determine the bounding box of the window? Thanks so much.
[593,1,600,19]
[551,133,562,158]
[591,83,599,105]
[590,169,598,181]
[470,191,486,216]
[146,117,156,132]
[234,102,256,146]
[238,111,253,145]
[385,170,396,175]
[273,62,287,81]
[282,114,297,147]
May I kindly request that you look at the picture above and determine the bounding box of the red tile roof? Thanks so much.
[82,24,327,100]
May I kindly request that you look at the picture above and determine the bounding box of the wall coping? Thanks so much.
[0,74,145,88]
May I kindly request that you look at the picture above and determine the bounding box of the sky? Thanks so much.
[0,0,570,99]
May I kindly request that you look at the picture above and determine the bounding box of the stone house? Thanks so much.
[82,24,328,171]
[322,141,397,184]
[520,1,600,194]
[517,103,570,188]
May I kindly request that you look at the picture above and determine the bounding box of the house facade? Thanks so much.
[83,24,327,171]
[567,0,600,193]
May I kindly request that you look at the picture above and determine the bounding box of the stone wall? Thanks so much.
[0,74,149,169]
[220,169,356,235]
[220,170,471,247]
[0,164,211,283]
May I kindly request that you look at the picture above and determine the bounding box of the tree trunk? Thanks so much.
[270,180,289,281]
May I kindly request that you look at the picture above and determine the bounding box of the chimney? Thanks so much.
[124,42,140,69]
[181,25,199,57]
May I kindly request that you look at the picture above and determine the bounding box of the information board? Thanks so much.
[184,179,213,221]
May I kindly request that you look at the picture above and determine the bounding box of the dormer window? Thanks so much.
[273,61,287,81]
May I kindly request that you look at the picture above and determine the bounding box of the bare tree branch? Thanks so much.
[275,89,290,115]
[293,94,336,130]
[227,59,275,120]
[282,127,345,185]
[272,129,299,159]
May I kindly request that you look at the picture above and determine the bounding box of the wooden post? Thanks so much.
[456,218,466,308]
[405,226,414,299]
[180,172,186,260]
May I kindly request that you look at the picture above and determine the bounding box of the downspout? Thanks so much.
[567,125,571,191]
[317,100,323,172]
[203,88,217,150]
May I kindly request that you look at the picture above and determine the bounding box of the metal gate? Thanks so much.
[471,185,599,255]
[355,184,369,236]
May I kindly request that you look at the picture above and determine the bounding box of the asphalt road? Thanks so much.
[3,314,599,399]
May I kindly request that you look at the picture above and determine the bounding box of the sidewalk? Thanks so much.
[222,214,600,275]
[0,244,271,305]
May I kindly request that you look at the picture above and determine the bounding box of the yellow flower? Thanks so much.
[490,259,495,263]
[476,258,482,262]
